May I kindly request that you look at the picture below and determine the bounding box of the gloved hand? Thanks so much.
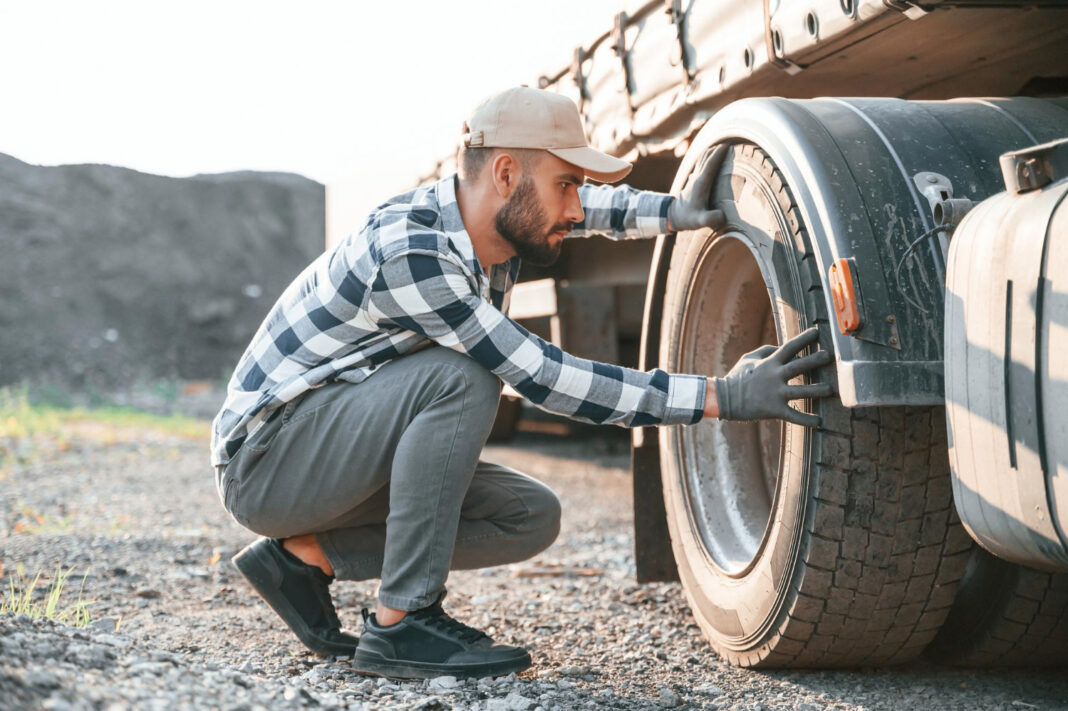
[667,144,728,233]
[712,326,835,427]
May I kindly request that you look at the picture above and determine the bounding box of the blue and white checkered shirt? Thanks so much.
[210,174,707,466]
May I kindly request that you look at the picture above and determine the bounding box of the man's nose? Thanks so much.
[564,191,584,224]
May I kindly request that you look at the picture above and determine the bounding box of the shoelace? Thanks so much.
[410,605,487,644]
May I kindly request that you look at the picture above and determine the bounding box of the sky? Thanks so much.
[0,0,624,236]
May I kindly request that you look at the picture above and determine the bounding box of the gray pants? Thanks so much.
[216,346,561,611]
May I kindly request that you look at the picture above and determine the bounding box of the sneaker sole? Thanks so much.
[232,540,355,657]
[351,648,532,680]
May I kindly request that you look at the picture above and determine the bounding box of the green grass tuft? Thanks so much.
[1,563,93,627]
[0,386,207,438]
[0,385,209,469]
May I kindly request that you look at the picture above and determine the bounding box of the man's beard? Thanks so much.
[494,177,570,266]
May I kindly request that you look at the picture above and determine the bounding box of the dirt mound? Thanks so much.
[0,153,324,390]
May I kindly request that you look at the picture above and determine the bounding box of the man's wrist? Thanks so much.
[703,378,720,419]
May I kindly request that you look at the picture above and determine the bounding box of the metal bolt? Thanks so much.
[926,174,939,184]
[889,336,899,346]
[886,315,896,324]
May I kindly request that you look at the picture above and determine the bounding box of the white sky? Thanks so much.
[0,0,623,226]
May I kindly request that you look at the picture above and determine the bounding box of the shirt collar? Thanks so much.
[434,173,485,279]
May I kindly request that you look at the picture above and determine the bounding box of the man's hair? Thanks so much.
[458,146,544,182]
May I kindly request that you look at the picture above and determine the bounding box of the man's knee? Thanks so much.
[427,347,501,407]
[522,482,562,557]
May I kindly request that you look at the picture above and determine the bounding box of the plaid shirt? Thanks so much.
[211,175,707,466]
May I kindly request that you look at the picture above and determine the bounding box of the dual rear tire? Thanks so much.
[926,547,1068,666]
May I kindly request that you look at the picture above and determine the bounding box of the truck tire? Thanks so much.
[659,143,972,667]
[925,546,1068,666]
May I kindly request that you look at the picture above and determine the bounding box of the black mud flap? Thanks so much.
[632,228,682,583]
[632,433,679,582]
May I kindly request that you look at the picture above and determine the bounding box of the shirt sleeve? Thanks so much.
[367,250,706,427]
[570,183,674,241]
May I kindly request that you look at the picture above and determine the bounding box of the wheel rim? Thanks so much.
[676,233,784,577]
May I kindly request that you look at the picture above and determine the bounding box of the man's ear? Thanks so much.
[490,151,520,199]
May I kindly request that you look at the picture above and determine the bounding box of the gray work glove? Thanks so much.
[667,144,728,233]
[713,326,835,427]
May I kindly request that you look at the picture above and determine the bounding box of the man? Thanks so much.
[210,87,833,680]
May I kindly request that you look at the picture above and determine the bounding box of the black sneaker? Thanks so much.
[352,593,531,679]
[232,537,359,656]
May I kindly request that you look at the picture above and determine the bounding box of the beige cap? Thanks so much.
[463,86,632,183]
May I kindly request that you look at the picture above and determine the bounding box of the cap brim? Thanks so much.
[547,146,632,183]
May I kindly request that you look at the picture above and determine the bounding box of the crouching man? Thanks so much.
[210,86,833,679]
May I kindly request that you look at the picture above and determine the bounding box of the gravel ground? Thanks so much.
[2,419,1068,711]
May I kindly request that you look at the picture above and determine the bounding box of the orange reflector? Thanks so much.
[828,258,862,334]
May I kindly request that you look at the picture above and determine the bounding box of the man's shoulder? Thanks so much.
[368,182,441,227]
[363,181,463,264]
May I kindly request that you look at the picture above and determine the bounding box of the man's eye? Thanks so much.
[560,182,570,191]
